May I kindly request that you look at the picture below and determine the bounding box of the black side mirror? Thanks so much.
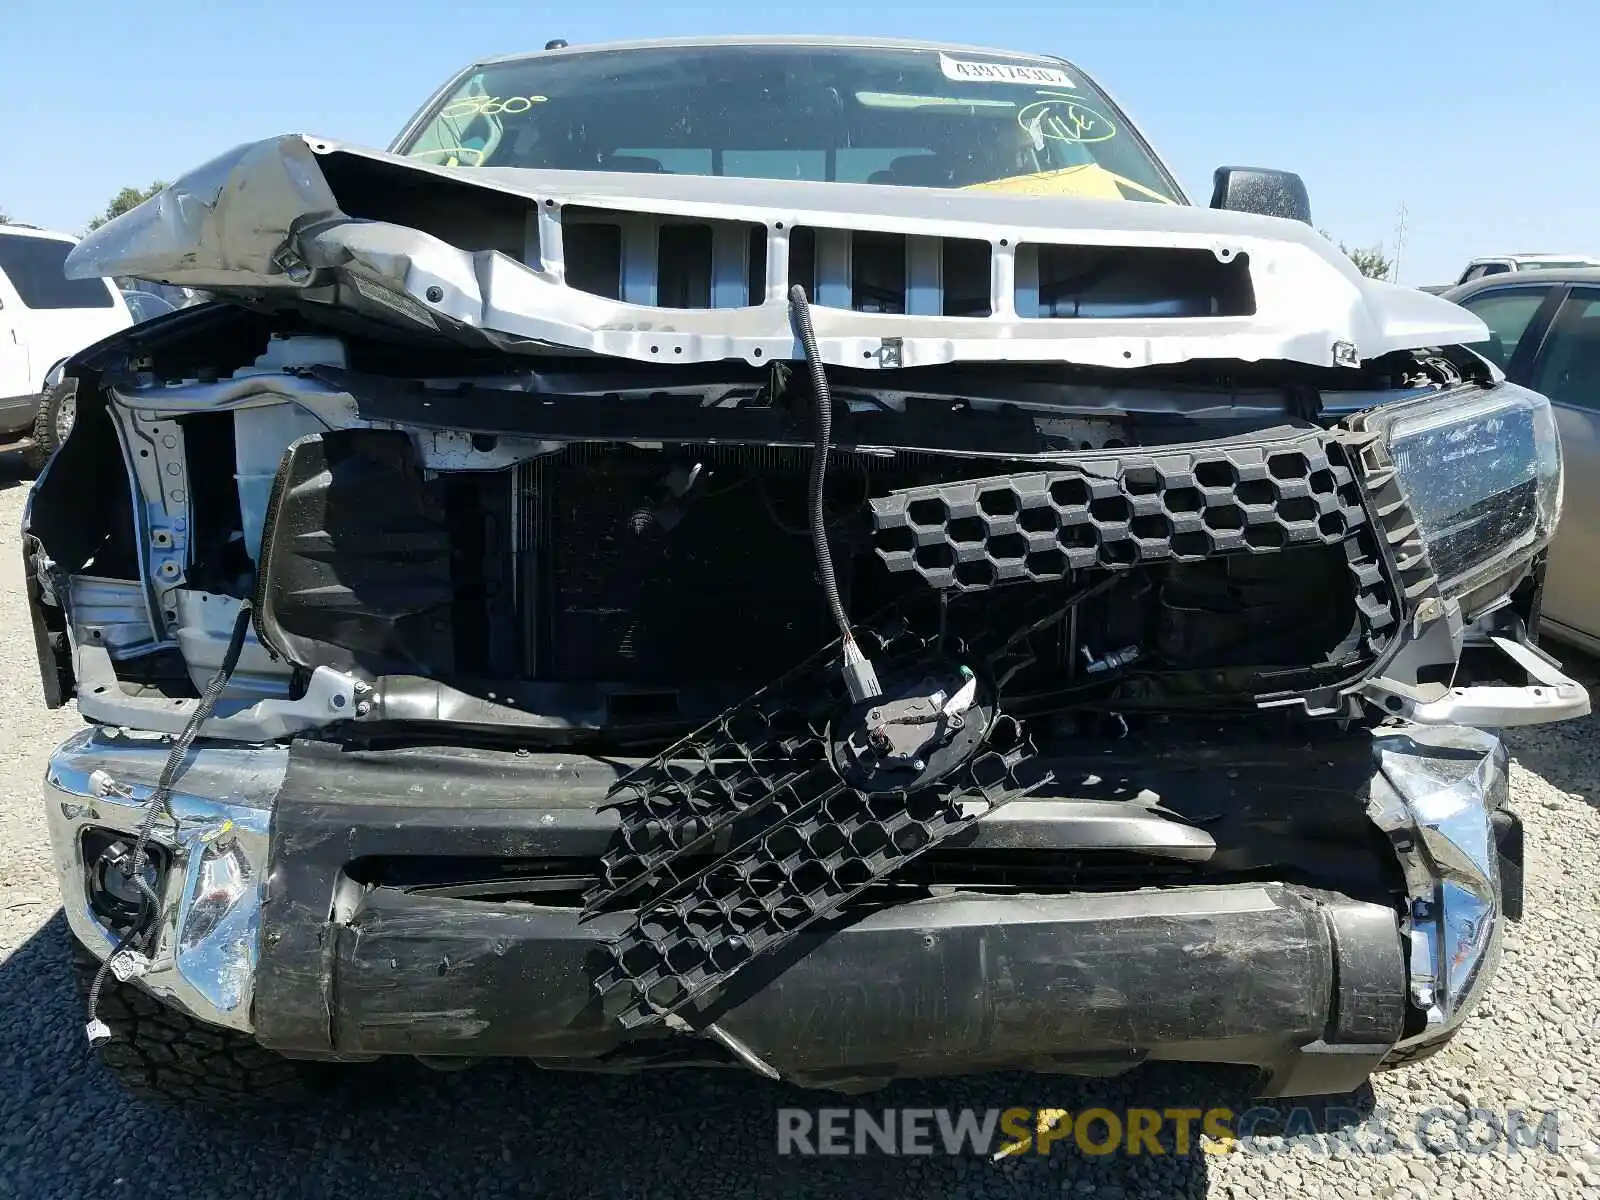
[1209,167,1312,225]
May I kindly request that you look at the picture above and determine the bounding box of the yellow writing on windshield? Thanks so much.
[1018,93,1117,146]
[439,95,548,120]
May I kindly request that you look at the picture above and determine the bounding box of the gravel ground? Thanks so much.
[1,448,1598,1199]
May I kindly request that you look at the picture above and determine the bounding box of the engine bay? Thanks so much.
[24,305,1569,760]
[242,426,1388,753]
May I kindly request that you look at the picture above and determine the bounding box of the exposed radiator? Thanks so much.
[511,445,910,684]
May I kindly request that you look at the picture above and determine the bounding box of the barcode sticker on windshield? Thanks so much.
[939,54,1073,87]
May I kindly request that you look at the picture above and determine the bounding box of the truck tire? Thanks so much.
[23,379,75,474]
[71,942,323,1106]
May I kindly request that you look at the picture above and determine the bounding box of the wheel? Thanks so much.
[23,378,76,474]
[71,941,324,1106]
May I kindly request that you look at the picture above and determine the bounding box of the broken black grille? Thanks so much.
[583,589,1073,1030]
[583,431,1406,1029]
[584,584,1079,913]
[594,730,1043,1029]
[870,434,1366,591]
[872,432,1403,696]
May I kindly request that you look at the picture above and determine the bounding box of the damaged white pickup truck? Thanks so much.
[24,36,1587,1105]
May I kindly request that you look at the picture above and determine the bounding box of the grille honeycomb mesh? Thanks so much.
[593,724,1043,1030]
[584,593,1073,1031]
[871,435,1367,591]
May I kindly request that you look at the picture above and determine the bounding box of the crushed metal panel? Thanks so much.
[63,137,343,288]
[67,134,1489,371]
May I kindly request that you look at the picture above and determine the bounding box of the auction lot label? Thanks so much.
[938,54,1074,87]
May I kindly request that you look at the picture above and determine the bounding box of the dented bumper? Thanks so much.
[309,882,1405,1096]
[46,722,1520,1094]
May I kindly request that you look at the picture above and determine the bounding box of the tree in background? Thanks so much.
[87,182,167,232]
[1341,243,1394,280]
[0,210,12,225]
[1319,230,1394,281]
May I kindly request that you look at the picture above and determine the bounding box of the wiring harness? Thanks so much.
[83,601,256,1045]
[788,284,882,704]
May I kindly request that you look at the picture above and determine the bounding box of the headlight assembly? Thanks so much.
[1363,383,1562,606]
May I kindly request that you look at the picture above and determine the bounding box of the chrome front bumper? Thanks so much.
[1370,723,1515,1056]
[44,722,1516,1055]
[44,727,285,1032]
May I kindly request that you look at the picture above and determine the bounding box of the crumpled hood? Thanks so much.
[67,133,1486,371]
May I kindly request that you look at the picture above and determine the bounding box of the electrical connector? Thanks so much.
[107,949,151,983]
[1081,644,1141,675]
[840,637,882,703]
[87,769,133,800]
[85,1019,112,1046]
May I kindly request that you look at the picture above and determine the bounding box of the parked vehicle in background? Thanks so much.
[1447,268,1600,653]
[114,278,204,311]
[120,289,178,323]
[0,226,132,470]
[1455,254,1600,283]
[29,35,1579,1110]
[1422,253,1600,295]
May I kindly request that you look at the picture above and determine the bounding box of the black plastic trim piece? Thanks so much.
[869,431,1365,590]
[1493,806,1524,922]
[254,429,457,677]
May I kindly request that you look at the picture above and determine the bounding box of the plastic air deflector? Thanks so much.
[254,429,456,676]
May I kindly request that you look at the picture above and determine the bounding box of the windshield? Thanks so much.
[397,44,1184,204]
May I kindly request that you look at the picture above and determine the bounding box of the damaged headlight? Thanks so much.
[1371,384,1562,607]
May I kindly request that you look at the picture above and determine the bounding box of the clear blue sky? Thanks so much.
[2,0,1593,285]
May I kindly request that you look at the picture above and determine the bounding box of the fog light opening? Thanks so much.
[81,830,166,933]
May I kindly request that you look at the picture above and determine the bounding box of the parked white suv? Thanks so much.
[0,225,132,469]
[1455,253,1600,283]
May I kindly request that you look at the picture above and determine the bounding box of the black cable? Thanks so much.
[788,284,851,641]
[788,285,880,703]
[86,599,257,1044]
